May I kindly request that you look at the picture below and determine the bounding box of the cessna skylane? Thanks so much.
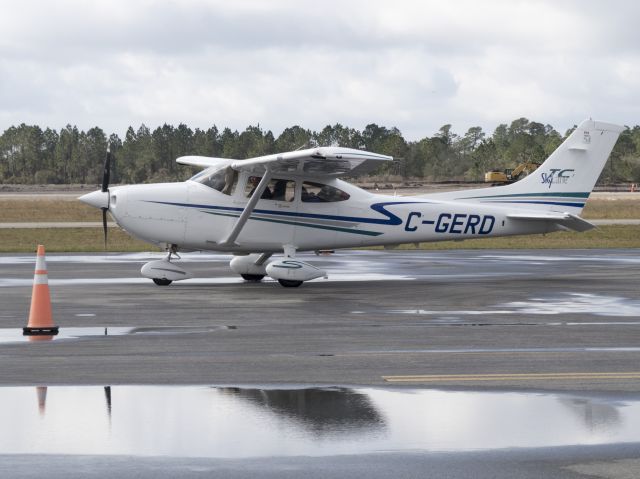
[80,119,623,287]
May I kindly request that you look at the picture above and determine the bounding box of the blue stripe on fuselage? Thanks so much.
[144,200,430,226]
[482,200,586,208]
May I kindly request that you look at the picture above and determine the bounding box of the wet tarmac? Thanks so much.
[1,249,640,477]
[1,249,640,390]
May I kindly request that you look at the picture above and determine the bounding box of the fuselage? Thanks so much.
[106,170,557,253]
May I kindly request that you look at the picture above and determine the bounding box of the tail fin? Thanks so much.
[433,120,624,215]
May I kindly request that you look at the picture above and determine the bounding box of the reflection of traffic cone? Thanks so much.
[36,386,47,417]
[104,386,112,423]
[23,245,58,336]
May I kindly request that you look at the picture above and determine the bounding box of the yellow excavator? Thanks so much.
[484,161,541,185]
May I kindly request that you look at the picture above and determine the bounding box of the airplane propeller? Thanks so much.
[101,147,111,248]
[78,146,114,249]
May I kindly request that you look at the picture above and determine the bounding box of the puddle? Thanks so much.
[368,293,640,318]
[0,327,132,343]
[0,326,234,344]
[480,253,640,265]
[0,386,638,458]
[504,293,640,317]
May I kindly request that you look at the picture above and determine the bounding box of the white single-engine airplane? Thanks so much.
[80,119,622,287]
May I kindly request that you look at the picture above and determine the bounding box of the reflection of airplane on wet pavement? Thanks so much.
[219,388,384,434]
[80,120,623,287]
[558,397,621,433]
[33,386,112,420]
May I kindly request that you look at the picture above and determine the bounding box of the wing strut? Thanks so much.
[219,171,272,246]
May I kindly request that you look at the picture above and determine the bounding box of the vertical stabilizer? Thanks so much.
[431,120,624,215]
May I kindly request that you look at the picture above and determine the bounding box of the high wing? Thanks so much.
[178,147,392,177]
[231,147,392,177]
[176,156,232,169]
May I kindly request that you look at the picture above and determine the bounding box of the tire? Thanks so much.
[278,279,303,288]
[241,274,265,282]
[153,278,173,286]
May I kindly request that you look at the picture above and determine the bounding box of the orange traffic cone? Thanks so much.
[23,245,58,336]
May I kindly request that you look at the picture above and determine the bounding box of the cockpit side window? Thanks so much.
[245,176,296,201]
[192,166,238,195]
[301,181,350,202]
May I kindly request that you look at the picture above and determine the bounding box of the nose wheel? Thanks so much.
[152,246,179,286]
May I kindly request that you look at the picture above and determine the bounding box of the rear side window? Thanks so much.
[301,182,350,202]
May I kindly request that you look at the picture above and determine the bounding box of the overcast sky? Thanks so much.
[1,0,638,141]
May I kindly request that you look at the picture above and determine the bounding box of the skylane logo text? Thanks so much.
[541,168,575,188]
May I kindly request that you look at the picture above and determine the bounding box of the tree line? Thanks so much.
[1,119,639,185]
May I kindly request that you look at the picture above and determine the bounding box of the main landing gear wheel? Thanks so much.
[153,278,173,286]
[241,274,265,282]
[278,279,303,288]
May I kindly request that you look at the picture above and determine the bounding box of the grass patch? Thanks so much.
[581,199,640,219]
[0,228,154,253]
[0,225,639,253]
[0,198,98,222]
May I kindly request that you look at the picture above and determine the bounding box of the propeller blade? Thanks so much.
[101,147,111,193]
[102,208,108,249]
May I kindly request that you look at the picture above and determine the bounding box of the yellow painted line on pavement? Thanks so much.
[342,349,640,358]
[382,372,640,383]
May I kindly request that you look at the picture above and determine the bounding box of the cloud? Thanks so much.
[0,0,638,142]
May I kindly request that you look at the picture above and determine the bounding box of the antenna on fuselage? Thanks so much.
[295,142,310,151]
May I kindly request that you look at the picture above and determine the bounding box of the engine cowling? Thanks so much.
[266,259,326,282]
[141,260,193,282]
[229,254,269,276]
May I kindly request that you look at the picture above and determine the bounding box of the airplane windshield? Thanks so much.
[192,166,238,195]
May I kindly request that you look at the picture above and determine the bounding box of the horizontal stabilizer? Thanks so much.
[507,212,595,232]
